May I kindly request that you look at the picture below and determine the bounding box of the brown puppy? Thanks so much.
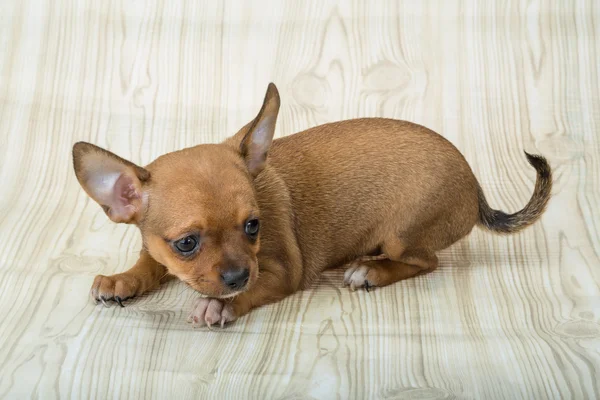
[72,83,552,327]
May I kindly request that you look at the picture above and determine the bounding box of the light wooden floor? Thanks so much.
[0,1,599,399]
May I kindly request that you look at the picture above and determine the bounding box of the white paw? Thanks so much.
[186,298,237,328]
[343,264,375,291]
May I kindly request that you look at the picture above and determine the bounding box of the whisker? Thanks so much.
[157,271,171,281]
[176,283,194,299]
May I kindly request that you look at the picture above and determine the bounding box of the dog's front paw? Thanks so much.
[343,263,376,292]
[187,298,237,328]
[90,274,141,307]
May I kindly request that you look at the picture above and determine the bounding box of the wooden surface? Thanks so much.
[0,1,599,399]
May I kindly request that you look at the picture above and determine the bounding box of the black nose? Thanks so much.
[220,268,250,290]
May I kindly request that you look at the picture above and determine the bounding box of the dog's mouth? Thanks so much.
[185,282,247,299]
[192,289,243,299]
[216,291,243,299]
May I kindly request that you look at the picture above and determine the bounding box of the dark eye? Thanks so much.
[174,235,198,254]
[244,218,260,239]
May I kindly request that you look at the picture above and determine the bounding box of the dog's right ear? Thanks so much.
[72,142,150,224]
[227,83,281,176]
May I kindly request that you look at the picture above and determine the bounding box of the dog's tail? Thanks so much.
[477,152,552,234]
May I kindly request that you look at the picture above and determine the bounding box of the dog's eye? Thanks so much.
[244,218,260,239]
[174,235,198,254]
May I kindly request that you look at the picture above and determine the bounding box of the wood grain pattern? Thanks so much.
[0,0,599,398]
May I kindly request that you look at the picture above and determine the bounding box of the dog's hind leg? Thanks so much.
[343,239,438,291]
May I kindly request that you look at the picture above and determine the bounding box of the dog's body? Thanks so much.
[73,84,551,327]
[267,118,480,279]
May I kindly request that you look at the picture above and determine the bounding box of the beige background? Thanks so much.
[0,1,599,399]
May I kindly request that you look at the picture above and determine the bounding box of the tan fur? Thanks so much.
[72,83,552,326]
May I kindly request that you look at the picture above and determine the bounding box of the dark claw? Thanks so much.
[364,281,372,292]
[115,296,125,307]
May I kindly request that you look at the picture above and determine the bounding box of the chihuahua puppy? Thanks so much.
[73,83,551,327]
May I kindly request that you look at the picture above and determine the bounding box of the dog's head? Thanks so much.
[72,83,280,298]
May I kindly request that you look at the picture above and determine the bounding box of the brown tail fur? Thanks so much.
[477,152,552,234]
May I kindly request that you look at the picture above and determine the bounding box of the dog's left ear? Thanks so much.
[229,83,280,176]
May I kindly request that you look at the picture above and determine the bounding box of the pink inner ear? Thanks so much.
[108,173,140,222]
